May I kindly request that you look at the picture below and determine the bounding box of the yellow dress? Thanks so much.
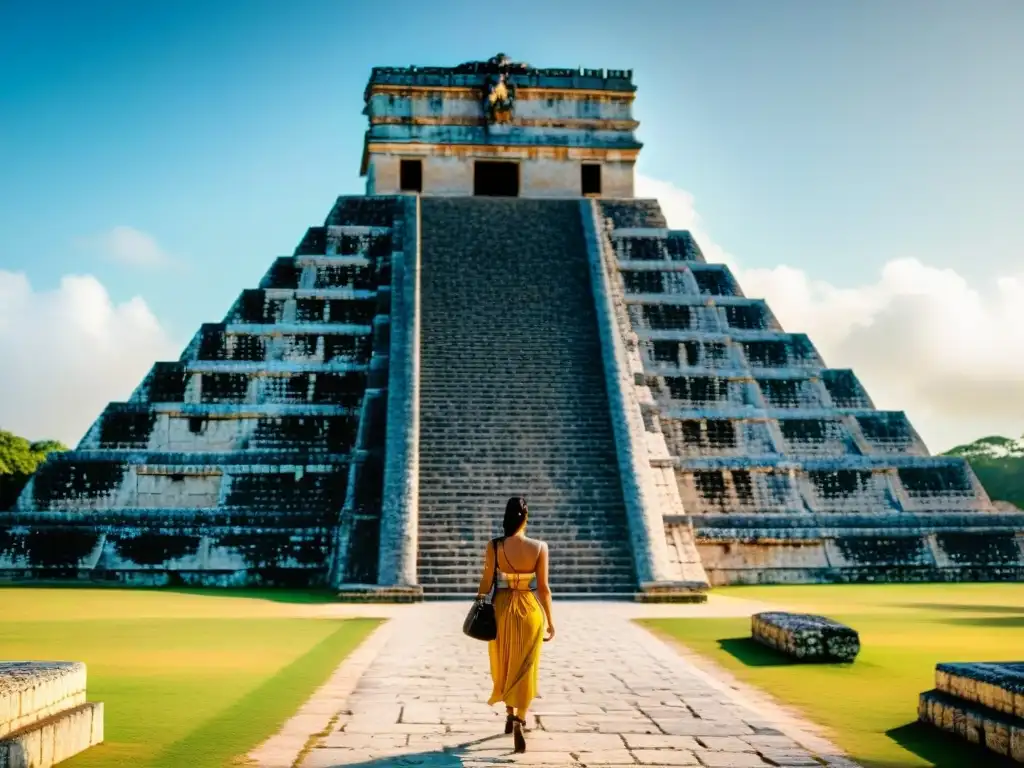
[487,566,545,711]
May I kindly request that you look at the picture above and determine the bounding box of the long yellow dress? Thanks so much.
[487,557,545,711]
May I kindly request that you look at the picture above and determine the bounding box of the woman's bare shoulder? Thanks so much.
[525,536,549,550]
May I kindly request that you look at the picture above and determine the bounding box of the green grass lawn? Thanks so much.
[642,583,1024,768]
[0,588,381,768]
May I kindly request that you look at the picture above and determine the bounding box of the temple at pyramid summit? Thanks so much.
[6,54,1023,600]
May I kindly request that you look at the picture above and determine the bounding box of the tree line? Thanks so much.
[0,430,68,510]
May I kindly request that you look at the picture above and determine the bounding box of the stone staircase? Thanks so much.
[416,198,638,597]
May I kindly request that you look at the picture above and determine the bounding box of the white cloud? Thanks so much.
[0,271,181,446]
[80,225,177,269]
[635,173,1024,453]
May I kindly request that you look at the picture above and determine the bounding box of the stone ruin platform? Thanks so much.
[0,662,103,767]
[919,661,1024,762]
[7,54,1023,601]
[751,611,860,662]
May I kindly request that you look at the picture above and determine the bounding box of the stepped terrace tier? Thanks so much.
[593,198,1024,586]
[4,196,412,587]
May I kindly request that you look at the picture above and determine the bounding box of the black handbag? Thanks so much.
[463,538,499,641]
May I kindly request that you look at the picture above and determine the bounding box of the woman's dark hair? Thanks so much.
[502,496,529,537]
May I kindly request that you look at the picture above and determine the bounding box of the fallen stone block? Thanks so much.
[750,612,860,662]
[919,661,1024,763]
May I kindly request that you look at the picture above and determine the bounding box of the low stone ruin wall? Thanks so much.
[0,662,103,767]
[686,513,1024,585]
[0,507,338,588]
[751,611,860,662]
[919,662,1024,763]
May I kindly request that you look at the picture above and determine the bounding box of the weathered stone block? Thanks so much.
[919,688,1024,763]
[751,612,860,662]
[935,662,1024,721]
[0,663,87,740]
[0,702,103,768]
[0,662,103,768]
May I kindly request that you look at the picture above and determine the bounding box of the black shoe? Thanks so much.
[504,714,514,735]
[513,718,526,753]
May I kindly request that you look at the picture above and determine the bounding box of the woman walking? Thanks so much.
[476,497,555,753]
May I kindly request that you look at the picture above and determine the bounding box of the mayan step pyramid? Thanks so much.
[5,54,1022,599]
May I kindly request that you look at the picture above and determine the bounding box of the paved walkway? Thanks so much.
[250,601,859,768]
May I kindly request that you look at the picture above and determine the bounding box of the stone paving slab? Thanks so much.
[259,602,861,768]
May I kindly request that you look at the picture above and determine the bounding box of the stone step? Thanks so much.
[418,482,622,490]
[416,538,634,549]
[416,467,621,475]
[416,564,633,577]
[418,504,625,512]
[418,550,633,561]
[417,534,634,546]
[419,583,636,594]
[418,572,636,585]
[418,495,624,502]
[0,703,105,768]
[419,564,635,576]
[416,531,632,541]
[420,591,639,600]
[417,566,635,578]
[416,536,634,547]
[417,533,633,542]
[0,662,104,767]
[417,518,627,529]
[416,547,635,560]
[417,521,631,528]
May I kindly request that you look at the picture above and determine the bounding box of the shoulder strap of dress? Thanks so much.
[500,537,520,574]
[489,538,499,597]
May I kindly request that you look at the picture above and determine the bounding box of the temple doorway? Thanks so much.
[474,161,519,197]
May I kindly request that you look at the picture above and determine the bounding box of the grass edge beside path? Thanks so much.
[641,622,847,754]
[152,617,382,768]
[636,584,1024,768]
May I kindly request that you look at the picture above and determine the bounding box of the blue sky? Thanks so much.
[1,0,1022,449]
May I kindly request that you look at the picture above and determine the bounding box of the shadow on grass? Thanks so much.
[716,637,795,667]
[885,721,1019,768]
[931,615,1024,629]
[151,618,381,768]
[160,587,340,605]
[895,603,1024,614]
[0,582,341,605]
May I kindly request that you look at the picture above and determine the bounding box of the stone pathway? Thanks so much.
[248,601,859,768]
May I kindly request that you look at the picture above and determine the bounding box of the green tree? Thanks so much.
[0,430,69,511]
[943,435,1024,510]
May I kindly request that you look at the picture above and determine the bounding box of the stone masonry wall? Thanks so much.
[2,196,406,587]
[583,200,709,591]
[596,198,1024,584]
